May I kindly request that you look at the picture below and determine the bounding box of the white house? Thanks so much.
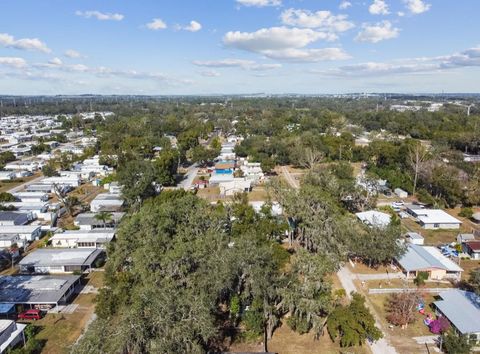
[90,193,124,212]
[394,188,408,199]
[40,176,81,188]
[413,209,462,230]
[18,248,103,274]
[219,178,252,196]
[0,234,25,248]
[404,232,424,245]
[0,172,15,181]
[0,225,42,242]
[355,210,391,228]
[12,192,49,203]
[50,230,115,249]
[0,212,32,226]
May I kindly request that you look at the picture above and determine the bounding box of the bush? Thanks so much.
[416,189,437,207]
[458,207,473,219]
[414,271,429,286]
[287,315,311,334]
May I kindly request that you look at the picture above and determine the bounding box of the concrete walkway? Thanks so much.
[337,266,399,354]
[177,164,198,190]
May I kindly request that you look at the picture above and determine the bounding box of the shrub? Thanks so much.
[458,207,473,219]
[414,271,429,286]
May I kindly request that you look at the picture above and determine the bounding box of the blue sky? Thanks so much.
[0,0,479,95]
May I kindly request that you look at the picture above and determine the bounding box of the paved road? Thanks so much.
[7,175,44,193]
[281,166,300,189]
[337,266,399,354]
[177,164,199,190]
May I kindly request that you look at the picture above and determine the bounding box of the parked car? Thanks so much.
[18,309,43,321]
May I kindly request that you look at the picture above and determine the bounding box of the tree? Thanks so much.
[429,316,449,335]
[282,249,334,338]
[53,184,80,216]
[42,163,59,177]
[442,330,472,354]
[154,149,178,186]
[300,147,324,170]
[327,293,382,347]
[386,290,424,328]
[408,142,428,196]
[0,192,16,203]
[94,211,113,228]
[469,268,480,295]
[117,159,157,207]
[414,271,429,286]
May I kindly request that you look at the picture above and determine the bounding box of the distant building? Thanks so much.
[404,232,424,245]
[74,212,124,230]
[90,193,124,212]
[0,320,26,353]
[394,188,408,199]
[463,241,480,260]
[407,209,462,230]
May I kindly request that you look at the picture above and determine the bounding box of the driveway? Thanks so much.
[177,164,198,190]
[281,166,300,189]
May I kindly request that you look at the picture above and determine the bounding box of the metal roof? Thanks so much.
[434,290,480,334]
[396,244,463,272]
[355,210,391,228]
[0,275,80,305]
[19,248,102,267]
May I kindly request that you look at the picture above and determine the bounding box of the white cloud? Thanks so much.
[177,20,202,32]
[397,11,405,17]
[262,48,351,62]
[48,57,63,66]
[64,49,84,58]
[75,10,124,21]
[193,58,281,71]
[236,0,281,7]
[0,33,50,53]
[369,0,390,15]
[0,57,27,68]
[403,0,431,14]
[280,9,354,32]
[339,1,352,10]
[223,27,351,62]
[146,18,167,30]
[355,21,399,43]
[321,46,480,77]
[199,70,221,77]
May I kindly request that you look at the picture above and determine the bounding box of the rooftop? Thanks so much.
[396,244,463,273]
[434,290,480,334]
[0,275,80,304]
[355,210,391,228]
[19,248,102,267]
[417,209,462,224]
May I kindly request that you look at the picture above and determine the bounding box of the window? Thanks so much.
[434,223,440,228]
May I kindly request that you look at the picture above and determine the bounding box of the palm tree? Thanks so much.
[94,211,113,229]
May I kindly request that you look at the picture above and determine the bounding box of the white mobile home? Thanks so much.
[50,230,115,249]
[0,225,42,242]
[12,192,49,203]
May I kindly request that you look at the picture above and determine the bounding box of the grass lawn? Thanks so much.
[248,186,269,202]
[348,262,400,275]
[459,259,480,280]
[196,186,221,201]
[356,278,453,290]
[230,321,372,354]
[29,273,104,354]
[368,294,435,354]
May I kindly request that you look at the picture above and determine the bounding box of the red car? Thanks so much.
[17,309,42,320]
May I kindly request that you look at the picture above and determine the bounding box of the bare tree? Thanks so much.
[301,147,324,170]
[408,143,428,196]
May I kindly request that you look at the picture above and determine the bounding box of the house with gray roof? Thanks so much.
[19,248,103,274]
[395,244,463,280]
[74,212,124,230]
[433,290,480,345]
[0,275,80,309]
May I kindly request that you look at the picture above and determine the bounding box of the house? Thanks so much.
[0,203,58,223]
[74,212,124,230]
[355,210,391,228]
[50,230,115,249]
[457,233,475,244]
[433,290,480,344]
[219,178,252,196]
[410,209,462,230]
[0,274,81,310]
[209,173,234,185]
[0,234,24,249]
[404,232,424,245]
[463,241,480,260]
[40,176,81,188]
[19,248,103,274]
[214,161,235,174]
[394,188,408,199]
[0,212,32,226]
[0,172,15,181]
[395,244,463,280]
[0,320,26,353]
[90,193,124,212]
[0,225,41,242]
[12,192,49,203]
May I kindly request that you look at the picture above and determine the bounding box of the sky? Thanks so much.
[0,0,479,95]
